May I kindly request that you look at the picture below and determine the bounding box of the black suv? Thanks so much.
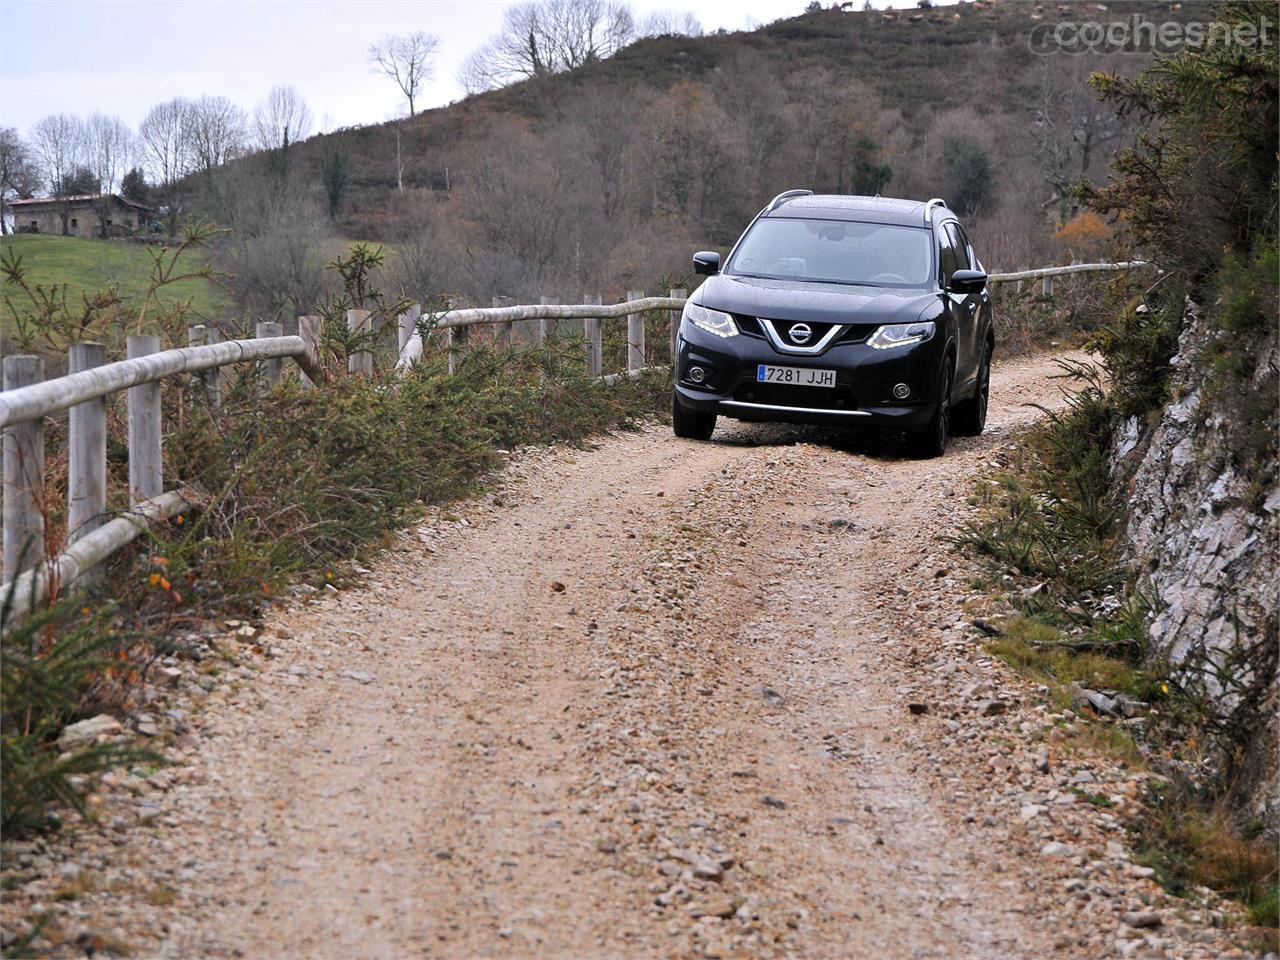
[672,191,994,457]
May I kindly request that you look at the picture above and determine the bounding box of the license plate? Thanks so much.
[756,364,836,388]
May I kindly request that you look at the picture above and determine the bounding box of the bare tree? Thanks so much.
[188,95,248,176]
[638,9,702,37]
[568,83,640,221]
[369,31,441,117]
[253,85,313,153]
[30,113,87,235]
[459,0,634,93]
[139,97,195,235]
[1030,58,1130,219]
[85,113,136,235]
[0,127,41,235]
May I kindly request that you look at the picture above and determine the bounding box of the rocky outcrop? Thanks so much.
[1112,300,1279,826]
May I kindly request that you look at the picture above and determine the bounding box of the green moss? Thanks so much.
[991,617,1149,696]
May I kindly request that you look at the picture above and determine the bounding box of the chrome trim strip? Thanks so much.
[757,317,847,356]
[721,400,871,417]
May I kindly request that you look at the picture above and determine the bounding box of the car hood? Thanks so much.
[696,274,939,326]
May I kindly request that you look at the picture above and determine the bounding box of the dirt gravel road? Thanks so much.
[8,352,1251,960]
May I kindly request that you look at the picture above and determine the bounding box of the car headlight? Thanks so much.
[684,302,738,339]
[867,321,935,350]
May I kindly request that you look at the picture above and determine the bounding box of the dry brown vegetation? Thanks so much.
[182,1,1194,321]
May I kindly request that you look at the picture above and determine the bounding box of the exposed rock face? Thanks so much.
[1112,300,1279,827]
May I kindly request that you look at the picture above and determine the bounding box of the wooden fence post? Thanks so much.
[1042,274,1054,297]
[493,296,513,351]
[3,355,45,583]
[127,335,163,505]
[626,289,645,373]
[583,293,603,377]
[398,302,421,355]
[68,343,107,555]
[347,309,373,377]
[298,315,323,389]
[257,321,283,385]
[668,288,686,365]
[538,295,556,345]
[205,326,223,408]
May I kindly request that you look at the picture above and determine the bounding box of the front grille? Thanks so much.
[734,315,873,350]
[732,381,860,410]
[763,318,841,348]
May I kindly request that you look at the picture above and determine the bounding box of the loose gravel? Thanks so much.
[1,352,1262,959]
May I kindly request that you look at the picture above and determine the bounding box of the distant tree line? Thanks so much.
[1,84,314,237]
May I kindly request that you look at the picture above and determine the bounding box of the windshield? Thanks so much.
[725,218,934,287]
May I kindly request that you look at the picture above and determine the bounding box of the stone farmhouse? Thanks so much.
[9,194,156,237]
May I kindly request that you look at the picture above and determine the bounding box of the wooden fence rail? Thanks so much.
[396,293,688,372]
[987,260,1152,297]
[0,333,322,617]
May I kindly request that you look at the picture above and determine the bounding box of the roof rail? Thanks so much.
[924,197,948,222]
[768,189,814,212]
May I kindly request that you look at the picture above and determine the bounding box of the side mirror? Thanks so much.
[950,268,987,293]
[693,251,721,276]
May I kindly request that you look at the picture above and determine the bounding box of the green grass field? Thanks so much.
[1,234,232,342]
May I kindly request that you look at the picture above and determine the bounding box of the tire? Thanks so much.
[952,342,992,437]
[672,391,717,441]
[909,360,952,459]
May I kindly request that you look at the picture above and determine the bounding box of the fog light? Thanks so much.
[688,366,707,384]
[892,382,911,399]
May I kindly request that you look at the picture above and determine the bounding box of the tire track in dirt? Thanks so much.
[20,352,1246,960]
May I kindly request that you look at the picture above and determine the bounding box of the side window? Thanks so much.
[946,223,972,271]
[937,226,958,285]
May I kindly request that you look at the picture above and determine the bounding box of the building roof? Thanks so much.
[763,194,949,226]
[10,194,155,213]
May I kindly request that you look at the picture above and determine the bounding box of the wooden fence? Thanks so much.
[395,289,688,375]
[0,329,323,620]
[987,260,1151,297]
[0,262,1152,618]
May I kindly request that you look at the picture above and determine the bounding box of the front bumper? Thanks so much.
[674,320,943,430]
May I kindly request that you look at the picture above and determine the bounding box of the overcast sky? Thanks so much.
[0,0,849,140]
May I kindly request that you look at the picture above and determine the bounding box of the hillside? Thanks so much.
[191,0,1196,317]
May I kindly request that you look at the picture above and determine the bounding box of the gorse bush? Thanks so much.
[157,342,669,616]
[958,359,1121,602]
[1,583,157,835]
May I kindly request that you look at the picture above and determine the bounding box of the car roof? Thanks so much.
[761,194,948,227]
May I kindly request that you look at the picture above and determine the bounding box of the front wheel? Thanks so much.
[909,361,952,459]
[952,343,991,437]
[672,391,717,441]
